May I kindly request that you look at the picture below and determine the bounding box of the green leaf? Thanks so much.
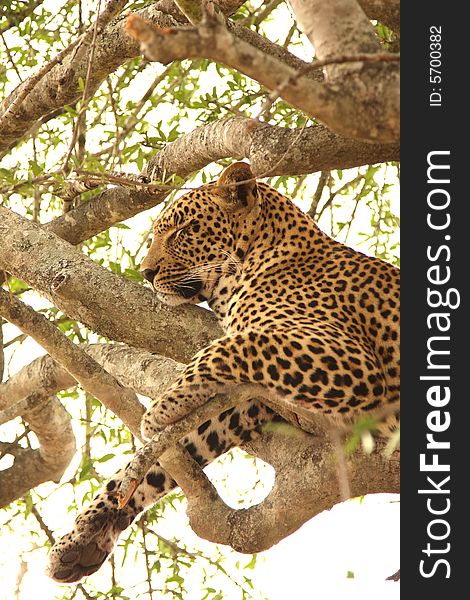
[96,453,115,463]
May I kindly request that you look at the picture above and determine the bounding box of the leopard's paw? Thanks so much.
[47,504,133,583]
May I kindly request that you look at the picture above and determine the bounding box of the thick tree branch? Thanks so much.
[40,118,398,247]
[358,0,400,34]
[158,0,399,35]
[116,376,398,551]
[126,12,399,141]
[0,206,223,362]
[0,287,145,438]
[160,428,399,553]
[147,117,399,181]
[0,344,182,418]
[125,16,337,131]
[0,351,77,507]
[288,0,381,58]
[0,393,76,508]
[155,0,246,22]
[0,342,183,507]
[42,186,160,246]
[0,317,4,382]
[1,342,399,550]
[0,355,73,414]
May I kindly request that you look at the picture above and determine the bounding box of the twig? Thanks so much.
[144,526,259,598]
[30,504,55,545]
[139,518,155,600]
[77,583,94,600]
[316,173,363,222]
[31,137,42,220]
[307,170,329,220]
[386,569,400,582]
[282,22,297,49]
[0,31,23,82]
[342,179,367,243]
[105,76,121,168]
[248,0,283,28]
[61,0,103,174]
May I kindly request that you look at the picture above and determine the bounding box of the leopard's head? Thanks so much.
[140,162,261,305]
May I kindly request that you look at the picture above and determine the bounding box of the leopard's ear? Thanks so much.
[212,162,258,211]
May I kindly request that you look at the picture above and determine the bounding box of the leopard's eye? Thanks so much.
[177,220,199,238]
[169,223,190,243]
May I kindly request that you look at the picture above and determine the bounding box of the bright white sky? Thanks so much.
[0,1,400,599]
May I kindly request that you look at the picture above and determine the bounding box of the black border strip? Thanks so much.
[401,4,466,595]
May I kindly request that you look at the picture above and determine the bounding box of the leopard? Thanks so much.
[47,161,400,583]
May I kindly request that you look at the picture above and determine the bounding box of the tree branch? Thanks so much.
[288,0,381,58]
[0,340,399,552]
[0,0,129,145]
[125,15,337,130]
[125,12,399,141]
[39,117,397,247]
[160,428,399,553]
[0,352,77,508]
[0,1,311,153]
[0,393,76,508]
[0,206,223,362]
[0,343,182,418]
[358,0,400,34]
[0,342,183,507]
[147,117,399,180]
[0,287,145,438]
[0,3,175,152]
[0,317,4,382]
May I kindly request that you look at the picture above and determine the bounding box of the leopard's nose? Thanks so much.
[141,268,158,283]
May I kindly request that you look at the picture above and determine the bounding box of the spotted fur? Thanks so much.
[48,163,399,582]
[139,162,399,435]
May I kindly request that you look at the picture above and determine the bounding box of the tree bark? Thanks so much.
[0,342,399,543]
[161,427,399,553]
[0,205,222,362]
[0,342,183,506]
[358,0,400,34]
[0,352,78,508]
[0,0,401,557]
[0,287,145,438]
[146,117,399,181]
[39,118,398,248]
[0,393,76,507]
[126,10,399,142]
